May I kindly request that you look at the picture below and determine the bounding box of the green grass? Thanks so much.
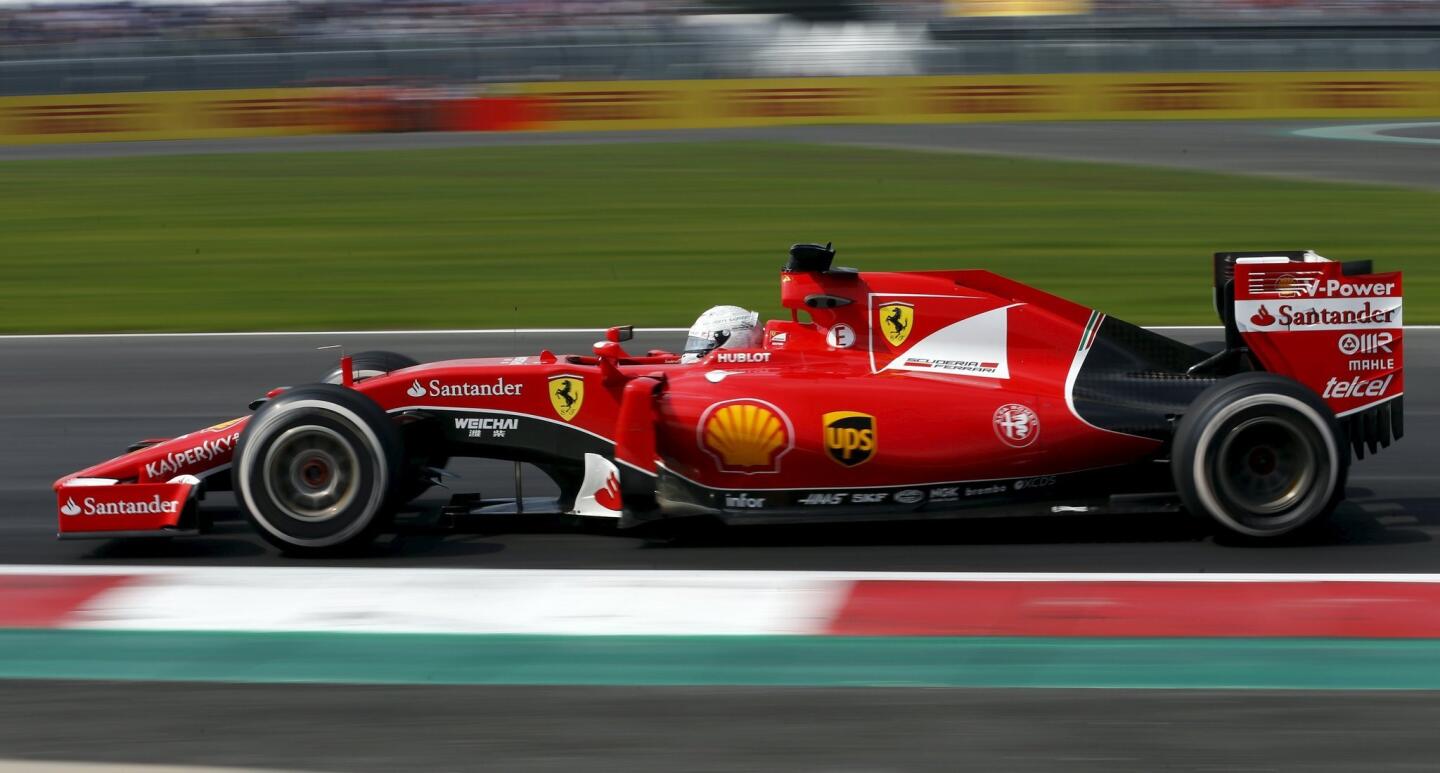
[1,142,1433,332]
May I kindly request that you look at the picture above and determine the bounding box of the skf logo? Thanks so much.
[549,374,584,422]
[878,302,914,347]
[993,403,1040,448]
[699,399,793,474]
[823,411,876,467]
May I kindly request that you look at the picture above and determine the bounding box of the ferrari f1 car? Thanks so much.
[54,244,1404,553]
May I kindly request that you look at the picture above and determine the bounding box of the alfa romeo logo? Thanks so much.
[993,403,1039,448]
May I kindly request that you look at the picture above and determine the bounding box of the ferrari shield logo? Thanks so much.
[878,302,914,347]
[548,375,584,422]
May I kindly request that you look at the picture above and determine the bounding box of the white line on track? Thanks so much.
[1294,122,1440,146]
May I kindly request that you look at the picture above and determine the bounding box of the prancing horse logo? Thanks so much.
[548,374,584,422]
[878,302,914,347]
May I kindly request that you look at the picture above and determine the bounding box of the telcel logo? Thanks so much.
[1323,374,1394,399]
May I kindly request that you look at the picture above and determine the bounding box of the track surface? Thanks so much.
[4,120,1439,190]
[2,681,1439,772]
[4,329,1433,570]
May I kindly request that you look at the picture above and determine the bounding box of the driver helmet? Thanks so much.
[681,305,761,363]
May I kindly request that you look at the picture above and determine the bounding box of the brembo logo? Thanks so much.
[145,432,240,479]
[61,495,179,516]
[407,378,523,398]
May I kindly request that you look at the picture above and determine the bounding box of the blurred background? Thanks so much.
[2,0,1439,93]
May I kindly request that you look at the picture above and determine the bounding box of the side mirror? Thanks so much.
[606,325,634,344]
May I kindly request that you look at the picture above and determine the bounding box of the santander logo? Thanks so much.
[595,472,622,511]
[406,379,427,398]
[1250,305,1277,326]
[62,495,179,516]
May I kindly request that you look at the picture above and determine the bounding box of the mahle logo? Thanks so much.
[549,375,584,422]
[823,411,876,467]
[877,302,914,347]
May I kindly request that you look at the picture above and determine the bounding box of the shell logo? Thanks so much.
[698,399,793,474]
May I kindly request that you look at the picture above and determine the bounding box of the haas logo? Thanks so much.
[406,380,427,398]
[61,498,82,516]
[1250,305,1277,327]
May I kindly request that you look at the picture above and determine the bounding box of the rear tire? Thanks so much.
[235,384,403,556]
[1172,373,1347,540]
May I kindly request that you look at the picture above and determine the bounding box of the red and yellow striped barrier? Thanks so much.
[2,72,1437,144]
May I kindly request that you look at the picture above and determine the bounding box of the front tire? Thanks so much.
[1172,373,1347,539]
[235,384,403,556]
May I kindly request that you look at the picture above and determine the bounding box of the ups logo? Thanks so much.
[823,411,876,467]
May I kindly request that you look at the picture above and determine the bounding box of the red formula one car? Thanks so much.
[54,244,1404,554]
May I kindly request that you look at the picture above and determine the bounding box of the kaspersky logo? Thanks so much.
[699,399,793,474]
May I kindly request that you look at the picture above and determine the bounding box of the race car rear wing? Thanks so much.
[1213,250,1403,458]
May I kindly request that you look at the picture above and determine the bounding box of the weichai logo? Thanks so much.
[823,411,876,467]
[699,399,793,474]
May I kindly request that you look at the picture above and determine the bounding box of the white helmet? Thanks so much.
[681,305,761,363]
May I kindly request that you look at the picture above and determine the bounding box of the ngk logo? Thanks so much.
[1338,332,1394,356]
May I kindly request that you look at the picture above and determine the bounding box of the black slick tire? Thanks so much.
[235,384,403,556]
[1171,372,1348,540]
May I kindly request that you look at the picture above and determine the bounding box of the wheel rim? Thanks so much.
[263,425,361,522]
[1214,415,1318,516]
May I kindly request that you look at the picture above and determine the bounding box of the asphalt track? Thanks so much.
[3,682,1440,772]
[4,120,1440,190]
[3,328,1434,571]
